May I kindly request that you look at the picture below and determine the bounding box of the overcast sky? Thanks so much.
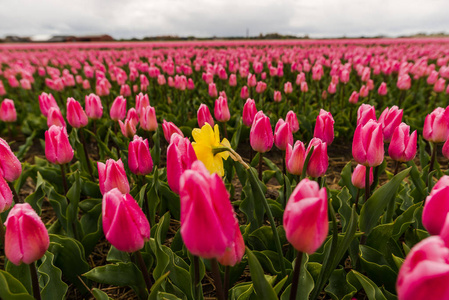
[1,0,448,39]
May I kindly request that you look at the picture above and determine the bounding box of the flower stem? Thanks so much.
[258,152,263,181]
[222,122,228,140]
[289,251,303,300]
[60,164,69,196]
[355,189,360,209]
[428,142,437,188]
[193,256,201,299]
[365,166,371,202]
[210,258,225,300]
[135,250,153,293]
[30,262,41,300]
[79,128,95,181]
[224,266,230,300]
[8,181,22,203]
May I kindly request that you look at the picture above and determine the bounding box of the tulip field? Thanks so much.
[1,38,449,299]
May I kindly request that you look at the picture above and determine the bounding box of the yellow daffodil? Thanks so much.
[192,123,230,176]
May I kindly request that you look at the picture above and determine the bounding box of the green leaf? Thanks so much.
[149,272,171,300]
[338,162,358,201]
[38,252,68,300]
[0,270,34,299]
[246,248,278,300]
[80,200,103,256]
[92,288,113,300]
[48,234,90,294]
[359,167,411,236]
[107,246,131,263]
[325,269,357,300]
[66,171,82,239]
[5,260,32,294]
[347,271,387,300]
[83,262,145,287]
[16,130,37,161]
[231,118,242,150]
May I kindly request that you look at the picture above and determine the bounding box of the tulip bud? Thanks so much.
[140,105,158,132]
[195,104,214,128]
[180,161,238,258]
[351,164,374,189]
[427,70,439,85]
[273,91,282,102]
[157,75,166,86]
[443,138,449,160]
[285,141,305,175]
[187,78,195,90]
[378,106,403,142]
[208,83,218,98]
[388,123,417,162]
[214,96,230,122]
[434,78,446,93]
[0,81,6,96]
[119,118,137,138]
[38,93,59,117]
[274,119,293,151]
[359,85,369,97]
[285,110,299,133]
[82,79,90,89]
[283,178,328,254]
[378,82,388,96]
[348,91,359,104]
[229,74,237,87]
[352,120,384,167]
[110,96,127,121]
[240,86,249,99]
[162,120,184,142]
[397,74,411,90]
[0,138,21,182]
[0,99,17,122]
[314,109,334,145]
[126,108,139,127]
[242,99,257,127]
[66,98,88,128]
[327,82,337,94]
[97,159,130,195]
[396,236,449,300]
[4,203,49,266]
[85,93,103,120]
[167,133,197,194]
[422,176,449,235]
[45,125,74,165]
[247,74,257,87]
[300,81,309,93]
[47,107,66,128]
[423,107,449,143]
[250,112,274,153]
[340,69,350,83]
[120,84,131,97]
[102,189,150,252]
[135,93,150,116]
[284,82,293,94]
[128,136,153,176]
[306,138,328,178]
[357,104,376,126]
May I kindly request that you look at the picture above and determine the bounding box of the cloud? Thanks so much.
[0,0,448,39]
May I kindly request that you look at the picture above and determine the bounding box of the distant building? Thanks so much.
[4,35,31,43]
[74,35,114,42]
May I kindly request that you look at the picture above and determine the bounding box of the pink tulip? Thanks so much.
[274,91,282,102]
[340,69,350,83]
[0,138,21,182]
[135,93,150,116]
[119,118,137,138]
[422,176,449,235]
[285,140,306,175]
[4,203,49,265]
[140,105,158,132]
[352,120,384,167]
[250,112,274,153]
[66,98,88,128]
[443,138,449,160]
[396,236,449,300]
[255,81,267,94]
[197,104,214,128]
[45,125,74,165]
[102,188,150,252]
[187,78,195,90]
[128,136,153,176]
[162,120,184,142]
[285,111,299,133]
[296,73,306,85]
[0,176,12,212]
[82,79,90,89]
[0,81,6,96]
[97,159,130,195]
[284,82,293,94]
[47,107,66,128]
[240,86,249,99]
[397,74,411,90]
[348,91,359,104]
[85,93,103,120]
[327,82,337,94]
[247,74,257,87]
[229,74,237,87]
[283,178,328,254]
[38,93,59,117]
[157,75,166,85]
[423,107,449,143]
[167,133,197,194]
[218,223,245,267]
[214,96,230,122]
[208,83,218,98]
[306,138,328,178]
[242,99,257,127]
[359,85,369,98]
[274,119,293,151]
[300,81,309,93]
[378,106,403,142]
[378,82,388,96]
[351,164,374,189]
[389,123,417,162]
[180,161,238,258]
[120,84,131,97]
[314,109,334,145]
[0,99,17,122]
[434,78,446,93]
[126,108,139,127]
[427,70,439,85]
[110,96,127,121]
[357,104,376,126]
